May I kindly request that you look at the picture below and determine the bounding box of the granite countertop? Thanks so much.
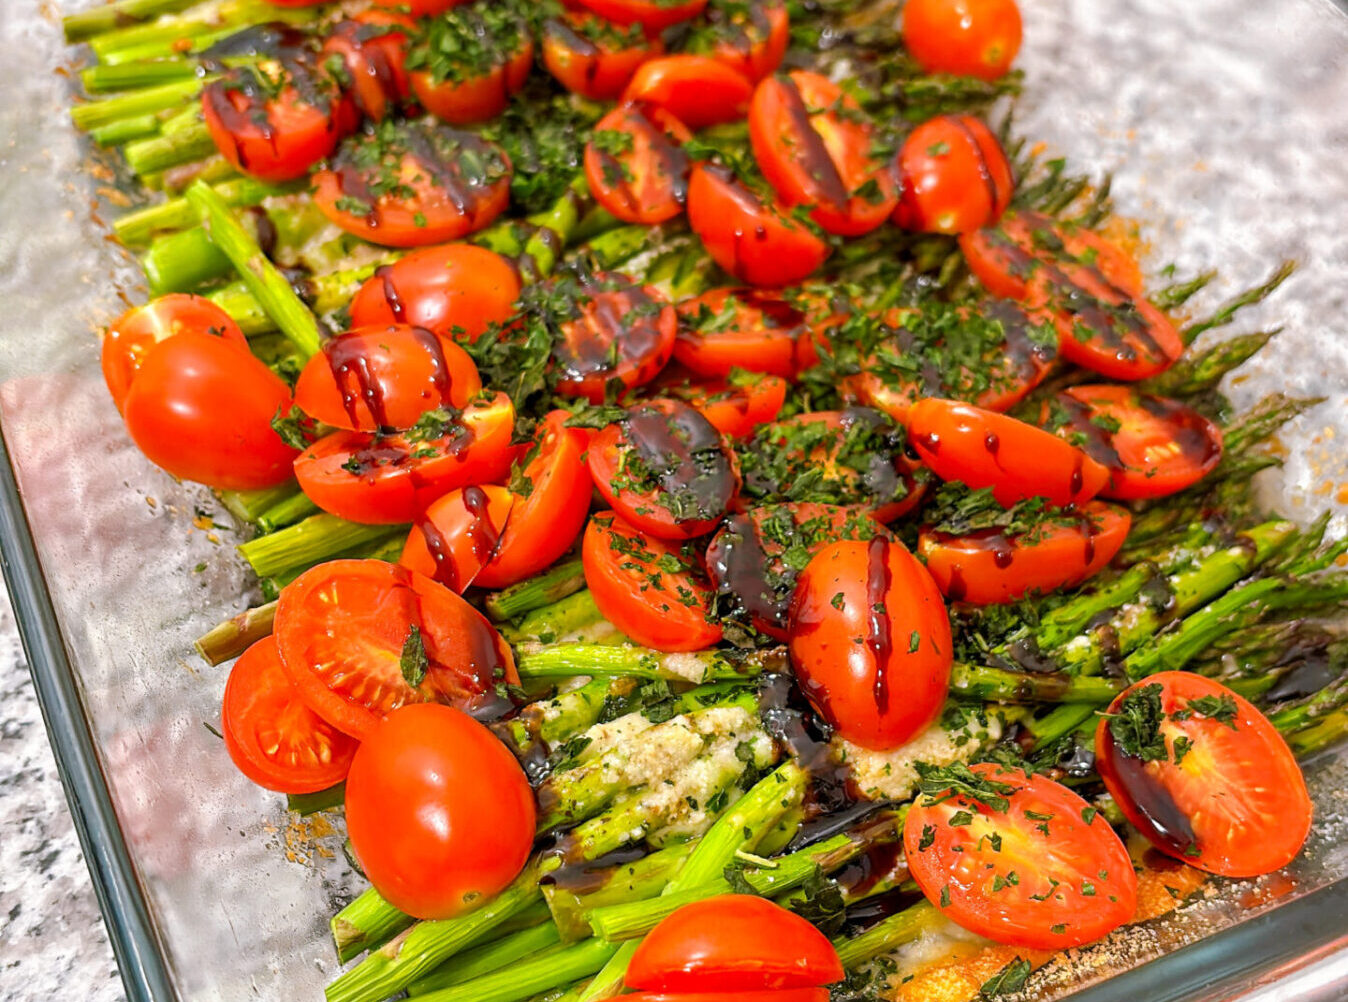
[0,588,124,1002]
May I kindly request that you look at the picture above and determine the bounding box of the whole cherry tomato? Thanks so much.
[622,55,753,129]
[585,103,693,225]
[344,703,535,918]
[542,13,663,101]
[892,114,1013,234]
[902,0,1023,81]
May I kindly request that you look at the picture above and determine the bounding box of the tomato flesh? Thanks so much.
[585,103,693,226]
[222,636,358,794]
[1096,673,1312,877]
[902,0,1023,81]
[892,114,1013,235]
[399,484,515,593]
[904,763,1137,949]
[274,559,518,740]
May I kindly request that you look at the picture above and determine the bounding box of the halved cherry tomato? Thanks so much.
[893,114,1013,234]
[903,762,1136,949]
[687,164,830,288]
[675,287,806,378]
[202,30,356,182]
[661,371,788,439]
[788,284,853,374]
[588,399,739,540]
[788,537,952,750]
[101,294,247,413]
[1044,385,1223,500]
[313,119,512,248]
[400,485,515,592]
[960,210,1145,303]
[749,70,899,236]
[293,325,482,432]
[472,410,594,589]
[121,331,298,489]
[577,0,709,33]
[549,271,678,403]
[222,636,358,794]
[624,992,828,1002]
[627,895,842,991]
[1096,673,1312,878]
[542,13,663,101]
[688,0,790,83]
[841,301,1057,423]
[321,11,414,123]
[348,243,522,344]
[902,0,1023,81]
[407,5,534,125]
[740,408,925,522]
[583,511,722,651]
[294,392,516,524]
[274,559,518,740]
[707,502,886,640]
[371,0,468,14]
[622,56,752,129]
[919,500,1130,604]
[585,103,692,225]
[906,398,1109,507]
[344,703,535,919]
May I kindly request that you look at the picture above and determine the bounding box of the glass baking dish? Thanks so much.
[2,1,1346,1000]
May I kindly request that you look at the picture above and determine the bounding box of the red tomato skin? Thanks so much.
[627,895,843,991]
[919,501,1131,604]
[583,512,722,651]
[411,41,534,125]
[101,294,247,413]
[788,538,952,751]
[344,703,535,919]
[542,14,663,100]
[623,993,829,1002]
[892,114,1013,234]
[903,763,1137,949]
[1096,673,1313,878]
[906,398,1109,508]
[701,0,790,82]
[399,485,515,592]
[687,164,830,288]
[622,56,752,129]
[349,244,521,344]
[121,332,298,490]
[321,12,414,123]
[222,637,359,794]
[553,276,678,404]
[677,375,788,439]
[577,0,709,32]
[674,287,805,379]
[902,0,1023,81]
[584,103,693,226]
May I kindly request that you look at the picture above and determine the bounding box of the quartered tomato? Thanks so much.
[687,164,830,288]
[675,287,807,378]
[348,243,522,343]
[406,5,533,124]
[841,300,1057,423]
[578,0,709,33]
[788,537,952,750]
[222,636,358,794]
[627,895,842,991]
[471,410,593,589]
[321,11,414,123]
[542,13,663,101]
[1044,386,1224,500]
[688,0,790,83]
[121,331,299,490]
[201,28,356,182]
[892,114,1013,235]
[903,762,1136,949]
[344,703,536,919]
[101,293,247,412]
[313,119,512,248]
[548,271,678,403]
[293,325,483,432]
[906,398,1109,508]
[663,372,789,439]
[293,392,516,524]
[583,511,722,651]
[1096,673,1312,877]
[584,103,692,225]
[919,500,1130,604]
[749,70,899,236]
[740,408,926,522]
[274,559,518,740]
[962,211,1145,304]
[399,484,515,592]
[902,0,1023,81]
[706,502,886,640]
[588,399,739,540]
[622,55,753,129]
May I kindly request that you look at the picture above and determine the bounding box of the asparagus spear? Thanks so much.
[194,600,276,666]
[485,560,587,621]
[236,515,405,580]
[63,0,197,42]
[543,842,696,943]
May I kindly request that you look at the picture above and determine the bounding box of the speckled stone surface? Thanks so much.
[0,590,125,1002]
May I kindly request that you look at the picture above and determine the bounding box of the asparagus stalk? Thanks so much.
[514,643,787,684]
[948,663,1121,704]
[1150,270,1217,312]
[1181,260,1297,344]
[543,842,697,943]
[125,120,216,175]
[90,114,161,147]
[506,592,608,645]
[406,924,566,996]
[833,901,939,969]
[194,600,276,666]
[217,483,297,523]
[1141,329,1278,397]
[143,224,233,295]
[236,514,405,580]
[63,0,198,42]
[115,177,291,246]
[256,492,322,534]
[485,560,587,621]
[286,782,346,816]
[411,939,620,1002]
